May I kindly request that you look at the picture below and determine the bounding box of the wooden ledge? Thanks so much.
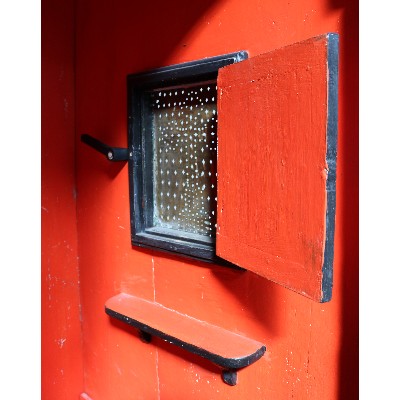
[105,293,266,384]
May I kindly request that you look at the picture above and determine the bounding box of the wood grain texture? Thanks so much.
[216,34,338,302]
[105,293,266,370]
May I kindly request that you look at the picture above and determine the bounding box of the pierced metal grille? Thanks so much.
[129,51,247,260]
[148,82,218,238]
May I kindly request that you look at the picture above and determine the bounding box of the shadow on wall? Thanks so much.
[76,0,223,179]
[327,0,359,399]
[109,317,222,375]
[76,0,223,74]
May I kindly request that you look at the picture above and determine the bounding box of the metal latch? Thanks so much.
[81,134,129,161]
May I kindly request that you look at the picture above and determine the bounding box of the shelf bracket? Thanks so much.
[81,134,130,161]
[222,370,238,386]
[139,330,152,343]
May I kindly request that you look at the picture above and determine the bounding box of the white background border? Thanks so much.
[1,1,398,399]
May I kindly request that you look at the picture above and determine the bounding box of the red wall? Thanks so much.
[43,0,358,398]
[42,0,84,398]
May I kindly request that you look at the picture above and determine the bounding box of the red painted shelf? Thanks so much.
[105,293,266,384]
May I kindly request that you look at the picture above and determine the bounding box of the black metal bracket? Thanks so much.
[139,330,152,344]
[81,134,130,162]
[222,370,238,386]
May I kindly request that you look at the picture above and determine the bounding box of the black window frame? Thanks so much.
[127,51,248,262]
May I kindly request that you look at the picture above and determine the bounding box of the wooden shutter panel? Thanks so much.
[216,34,339,302]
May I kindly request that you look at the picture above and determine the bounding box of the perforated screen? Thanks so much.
[148,82,218,238]
[129,51,247,260]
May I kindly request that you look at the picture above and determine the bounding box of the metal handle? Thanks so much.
[81,134,129,161]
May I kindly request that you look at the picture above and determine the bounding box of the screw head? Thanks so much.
[107,151,113,160]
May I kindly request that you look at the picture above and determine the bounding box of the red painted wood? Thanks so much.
[217,35,334,302]
[41,0,84,399]
[72,0,358,398]
[105,293,265,367]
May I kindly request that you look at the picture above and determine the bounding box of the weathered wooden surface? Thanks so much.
[72,0,358,395]
[216,34,338,302]
[106,293,266,370]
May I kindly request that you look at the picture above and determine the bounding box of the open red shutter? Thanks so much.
[216,34,339,302]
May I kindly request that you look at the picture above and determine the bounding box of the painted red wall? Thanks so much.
[43,0,358,398]
[42,0,84,398]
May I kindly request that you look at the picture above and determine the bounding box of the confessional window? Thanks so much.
[128,52,247,261]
